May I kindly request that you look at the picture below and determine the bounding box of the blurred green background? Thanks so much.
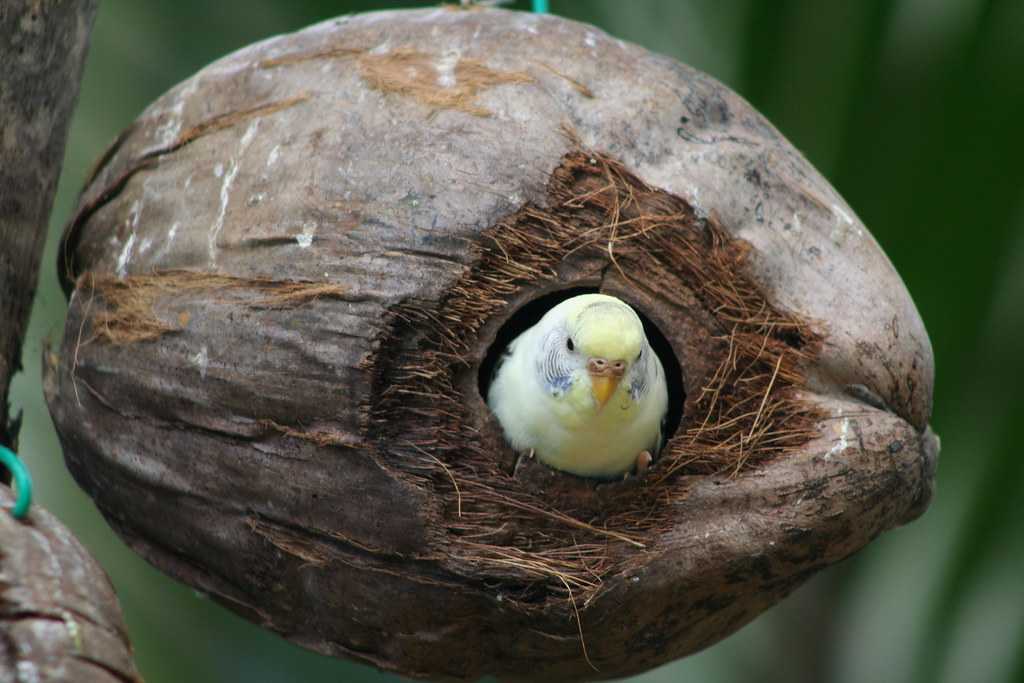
[9,0,1024,681]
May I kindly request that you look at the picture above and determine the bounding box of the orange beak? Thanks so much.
[589,373,621,410]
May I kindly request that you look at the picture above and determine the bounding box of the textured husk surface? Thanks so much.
[45,8,936,682]
[0,489,139,683]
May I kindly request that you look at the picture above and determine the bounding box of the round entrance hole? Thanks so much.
[477,286,686,456]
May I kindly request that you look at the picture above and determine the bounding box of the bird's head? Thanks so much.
[536,294,650,412]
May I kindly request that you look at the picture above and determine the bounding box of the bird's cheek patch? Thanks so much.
[545,374,573,397]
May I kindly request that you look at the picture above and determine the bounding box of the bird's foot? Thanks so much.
[623,450,653,482]
[512,449,535,478]
[636,450,652,477]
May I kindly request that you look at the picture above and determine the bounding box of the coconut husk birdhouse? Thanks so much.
[44,7,938,682]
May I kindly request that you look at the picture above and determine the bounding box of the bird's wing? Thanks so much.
[648,351,670,455]
[487,325,552,454]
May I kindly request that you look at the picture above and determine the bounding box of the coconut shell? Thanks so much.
[45,8,937,682]
[0,489,139,683]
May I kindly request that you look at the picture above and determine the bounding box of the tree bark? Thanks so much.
[1,3,140,682]
[0,0,98,466]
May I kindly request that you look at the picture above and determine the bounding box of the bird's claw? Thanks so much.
[623,450,653,481]
[512,449,535,477]
[636,450,652,477]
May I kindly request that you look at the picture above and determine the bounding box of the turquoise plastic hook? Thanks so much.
[0,445,32,519]
[532,0,549,13]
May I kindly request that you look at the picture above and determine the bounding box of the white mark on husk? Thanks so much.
[116,200,142,277]
[16,661,40,683]
[296,221,317,248]
[826,418,851,459]
[129,199,141,228]
[240,119,259,147]
[211,162,239,263]
[153,222,179,263]
[116,233,136,279]
[210,120,260,263]
[437,50,460,87]
[831,203,854,225]
[154,77,200,146]
[190,345,209,379]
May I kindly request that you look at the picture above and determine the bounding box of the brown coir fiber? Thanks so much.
[259,46,534,117]
[358,48,534,117]
[78,270,346,345]
[366,149,823,605]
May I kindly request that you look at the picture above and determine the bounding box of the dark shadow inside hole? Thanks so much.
[477,287,686,450]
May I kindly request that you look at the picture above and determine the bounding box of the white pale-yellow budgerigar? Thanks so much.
[487,294,669,478]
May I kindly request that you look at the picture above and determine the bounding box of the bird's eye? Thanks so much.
[566,337,575,351]
[637,348,643,361]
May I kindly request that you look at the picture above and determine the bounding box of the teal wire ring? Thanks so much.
[0,445,32,519]
[532,0,548,13]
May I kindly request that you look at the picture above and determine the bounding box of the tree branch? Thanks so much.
[0,0,99,480]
